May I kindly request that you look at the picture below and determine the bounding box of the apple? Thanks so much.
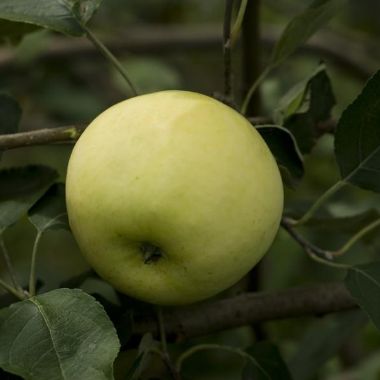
[66,91,283,305]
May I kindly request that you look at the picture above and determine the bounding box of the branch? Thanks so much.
[223,0,234,98]
[132,282,356,340]
[0,116,336,150]
[0,26,375,80]
[0,125,86,150]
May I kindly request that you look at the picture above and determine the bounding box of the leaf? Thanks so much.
[275,65,326,123]
[0,166,58,232]
[70,0,102,25]
[270,0,346,67]
[0,94,21,160]
[0,288,120,380]
[242,342,292,380]
[278,65,336,153]
[0,0,102,37]
[288,310,368,380]
[257,125,304,187]
[28,183,69,232]
[345,262,380,331]
[335,70,380,193]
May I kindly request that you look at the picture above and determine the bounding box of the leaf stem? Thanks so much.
[0,277,26,300]
[157,306,168,354]
[306,249,351,270]
[333,218,380,257]
[156,307,181,380]
[29,231,43,297]
[83,26,138,97]
[0,234,23,293]
[293,180,346,226]
[241,66,271,115]
[175,343,267,376]
[230,0,248,45]
[281,217,350,270]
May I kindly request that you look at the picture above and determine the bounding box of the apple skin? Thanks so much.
[66,91,283,305]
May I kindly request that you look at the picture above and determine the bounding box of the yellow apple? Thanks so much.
[66,91,283,305]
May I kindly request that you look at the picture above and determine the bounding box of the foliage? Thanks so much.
[0,0,379,379]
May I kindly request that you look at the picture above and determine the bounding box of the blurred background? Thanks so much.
[1,0,380,379]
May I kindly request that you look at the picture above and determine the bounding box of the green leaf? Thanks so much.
[256,125,304,187]
[242,342,292,380]
[0,94,21,160]
[335,70,380,193]
[0,0,102,37]
[28,183,69,232]
[278,65,335,153]
[0,288,120,380]
[0,165,58,232]
[345,262,380,331]
[275,65,330,123]
[270,0,346,67]
[288,310,368,380]
[71,0,102,25]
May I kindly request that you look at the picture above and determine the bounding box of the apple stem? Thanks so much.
[140,242,163,264]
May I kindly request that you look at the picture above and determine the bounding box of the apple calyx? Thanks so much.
[140,242,163,264]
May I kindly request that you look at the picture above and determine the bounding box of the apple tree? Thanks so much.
[0,0,380,379]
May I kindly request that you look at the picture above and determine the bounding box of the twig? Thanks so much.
[223,0,234,98]
[82,26,138,97]
[0,26,375,80]
[0,125,86,150]
[0,118,337,151]
[281,217,350,269]
[132,282,356,340]
[281,217,334,259]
